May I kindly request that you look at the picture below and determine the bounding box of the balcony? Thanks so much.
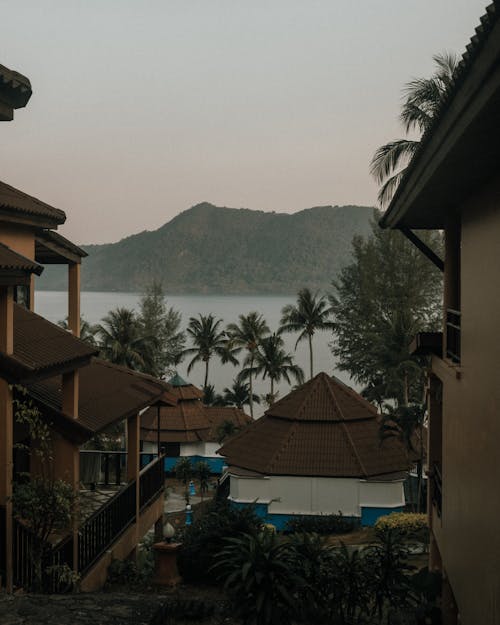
[446,308,461,364]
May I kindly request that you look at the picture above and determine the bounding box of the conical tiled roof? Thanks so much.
[218,372,409,478]
[167,373,204,400]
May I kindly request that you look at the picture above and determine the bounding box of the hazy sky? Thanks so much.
[1,0,488,244]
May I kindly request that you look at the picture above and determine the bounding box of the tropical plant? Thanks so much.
[215,419,239,444]
[221,379,260,411]
[374,512,428,543]
[380,404,427,511]
[284,512,357,536]
[183,314,238,388]
[174,457,193,503]
[11,389,77,592]
[226,313,270,417]
[330,217,442,406]
[240,333,304,404]
[138,281,185,377]
[371,52,459,206]
[213,530,301,625]
[177,498,261,584]
[194,461,211,500]
[96,307,149,370]
[202,384,224,406]
[279,288,334,379]
[57,316,98,346]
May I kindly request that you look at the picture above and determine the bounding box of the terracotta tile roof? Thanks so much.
[0,304,97,382]
[0,243,43,275]
[28,358,168,436]
[218,372,409,478]
[0,180,65,227]
[204,406,252,440]
[35,230,87,264]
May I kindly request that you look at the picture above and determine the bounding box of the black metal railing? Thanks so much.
[446,308,461,364]
[139,456,164,511]
[78,480,136,576]
[431,463,442,518]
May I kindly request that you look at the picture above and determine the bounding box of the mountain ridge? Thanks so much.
[38,203,375,294]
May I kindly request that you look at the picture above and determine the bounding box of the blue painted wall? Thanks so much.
[360,506,404,526]
[229,501,403,529]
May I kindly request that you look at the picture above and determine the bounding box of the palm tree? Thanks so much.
[202,384,224,407]
[58,316,98,347]
[370,52,459,206]
[226,313,269,417]
[216,419,239,444]
[279,288,334,379]
[241,333,304,405]
[183,314,238,388]
[221,379,260,411]
[96,308,149,370]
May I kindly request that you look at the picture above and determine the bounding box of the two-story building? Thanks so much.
[0,63,167,593]
[380,3,500,623]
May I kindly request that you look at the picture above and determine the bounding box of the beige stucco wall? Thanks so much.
[432,174,500,625]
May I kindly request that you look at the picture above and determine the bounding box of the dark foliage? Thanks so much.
[284,512,357,535]
[177,499,261,584]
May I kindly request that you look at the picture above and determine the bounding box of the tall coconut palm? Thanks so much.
[222,379,260,411]
[241,333,304,405]
[183,314,238,388]
[279,288,334,379]
[226,312,270,417]
[371,52,459,206]
[96,308,148,370]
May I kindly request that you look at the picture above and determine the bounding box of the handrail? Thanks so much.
[139,455,165,511]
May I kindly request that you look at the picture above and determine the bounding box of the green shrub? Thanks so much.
[177,499,261,584]
[213,531,302,625]
[284,512,357,535]
[374,513,428,542]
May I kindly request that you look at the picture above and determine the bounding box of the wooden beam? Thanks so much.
[68,263,81,337]
[400,228,444,272]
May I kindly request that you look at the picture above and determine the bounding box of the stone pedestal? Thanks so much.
[152,542,182,587]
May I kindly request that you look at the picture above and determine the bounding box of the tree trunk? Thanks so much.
[308,333,313,379]
[270,379,274,404]
[249,354,254,418]
[204,360,209,389]
[403,373,409,406]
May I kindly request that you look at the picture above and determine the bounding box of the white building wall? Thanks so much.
[142,441,157,454]
[231,475,361,516]
[181,442,205,456]
[359,480,405,508]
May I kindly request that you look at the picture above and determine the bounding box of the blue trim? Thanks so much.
[163,455,225,475]
[229,501,360,531]
[361,506,404,526]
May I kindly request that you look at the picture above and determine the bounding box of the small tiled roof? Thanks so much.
[0,180,66,227]
[166,374,204,400]
[28,358,169,436]
[35,230,87,264]
[141,400,211,443]
[218,372,409,479]
[0,243,43,275]
[0,304,97,382]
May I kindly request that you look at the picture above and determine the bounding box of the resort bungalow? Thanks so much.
[0,63,166,592]
[380,3,500,622]
[140,374,251,473]
[218,372,409,530]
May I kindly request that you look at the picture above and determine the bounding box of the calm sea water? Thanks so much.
[35,291,353,416]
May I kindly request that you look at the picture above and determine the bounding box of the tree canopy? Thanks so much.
[329,216,442,407]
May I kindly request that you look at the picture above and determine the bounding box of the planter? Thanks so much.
[152,542,182,587]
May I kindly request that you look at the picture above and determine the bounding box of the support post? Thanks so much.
[127,413,140,561]
[0,286,14,592]
[68,263,81,337]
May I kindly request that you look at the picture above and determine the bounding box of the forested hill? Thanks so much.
[38,203,375,294]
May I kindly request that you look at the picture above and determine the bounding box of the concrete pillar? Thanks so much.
[127,414,140,561]
[0,286,14,592]
[68,263,80,337]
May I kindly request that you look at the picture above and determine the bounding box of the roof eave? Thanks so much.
[380,5,500,230]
